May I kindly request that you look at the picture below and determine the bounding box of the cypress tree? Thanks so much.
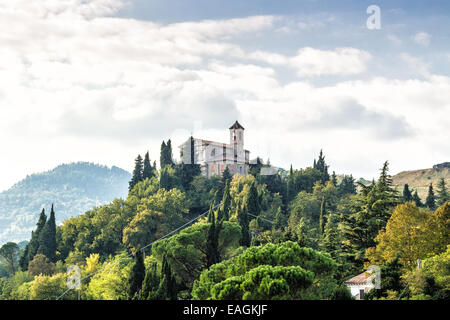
[37,204,56,262]
[436,178,449,206]
[425,183,437,210]
[412,190,423,207]
[140,262,159,300]
[157,255,177,300]
[331,171,338,187]
[319,197,326,234]
[206,211,221,267]
[221,180,231,220]
[246,181,260,217]
[129,154,144,191]
[238,205,250,247]
[160,141,167,168]
[129,249,145,299]
[314,150,329,183]
[23,208,47,269]
[286,165,294,203]
[402,184,413,202]
[143,151,155,180]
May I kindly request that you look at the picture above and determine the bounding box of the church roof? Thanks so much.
[229,120,244,130]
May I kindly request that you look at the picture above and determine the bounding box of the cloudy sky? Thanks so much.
[1,0,449,192]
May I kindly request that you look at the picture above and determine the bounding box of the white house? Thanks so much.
[345,271,375,300]
[179,121,250,178]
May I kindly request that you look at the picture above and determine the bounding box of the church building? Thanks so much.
[179,121,250,177]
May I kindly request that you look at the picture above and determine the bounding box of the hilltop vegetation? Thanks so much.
[0,162,131,245]
[0,143,448,301]
[392,164,450,199]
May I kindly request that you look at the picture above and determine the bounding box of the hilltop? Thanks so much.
[0,162,130,245]
[392,162,450,199]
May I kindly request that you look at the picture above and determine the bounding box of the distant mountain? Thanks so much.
[392,162,450,200]
[0,162,131,245]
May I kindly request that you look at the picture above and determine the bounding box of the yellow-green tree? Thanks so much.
[366,202,448,268]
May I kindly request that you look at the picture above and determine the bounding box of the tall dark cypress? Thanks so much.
[140,262,159,300]
[246,181,260,217]
[37,204,56,262]
[425,183,437,210]
[160,141,167,168]
[402,184,413,202]
[319,196,326,234]
[129,154,144,191]
[23,208,47,269]
[436,178,449,206]
[238,205,250,247]
[206,211,220,267]
[314,149,329,183]
[143,151,154,180]
[221,180,231,220]
[157,255,177,300]
[412,190,423,207]
[129,249,145,299]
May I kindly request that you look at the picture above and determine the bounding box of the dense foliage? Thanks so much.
[0,147,448,301]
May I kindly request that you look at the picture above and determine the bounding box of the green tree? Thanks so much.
[238,205,250,247]
[402,184,413,202]
[413,190,423,207]
[313,149,329,183]
[22,209,47,270]
[221,180,232,220]
[129,154,144,192]
[436,178,449,206]
[0,242,19,275]
[27,254,55,277]
[37,204,57,262]
[142,151,155,180]
[128,249,145,299]
[425,183,437,210]
[192,241,338,300]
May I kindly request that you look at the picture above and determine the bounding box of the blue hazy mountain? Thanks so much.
[0,162,131,245]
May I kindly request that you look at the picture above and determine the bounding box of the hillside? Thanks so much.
[0,162,131,245]
[392,163,450,200]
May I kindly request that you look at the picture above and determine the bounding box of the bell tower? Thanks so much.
[229,121,244,162]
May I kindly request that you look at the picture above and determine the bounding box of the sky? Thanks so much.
[0,0,450,192]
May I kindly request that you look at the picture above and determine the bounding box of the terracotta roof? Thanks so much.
[345,272,373,285]
[229,121,244,130]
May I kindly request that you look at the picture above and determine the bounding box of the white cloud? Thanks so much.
[413,32,431,47]
[0,0,449,194]
[289,47,372,77]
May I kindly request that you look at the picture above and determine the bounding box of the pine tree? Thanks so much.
[412,190,423,207]
[129,154,144,191]
[238,205,250,247]
[436,178,449,206]
[402,184,413,202]
[129,249,145,299]
[425,183,437,210]
[142,151,155,180]
[37,204,56,262]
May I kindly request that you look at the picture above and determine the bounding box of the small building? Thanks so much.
[345,271,375,300]
[179,121,250,178]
